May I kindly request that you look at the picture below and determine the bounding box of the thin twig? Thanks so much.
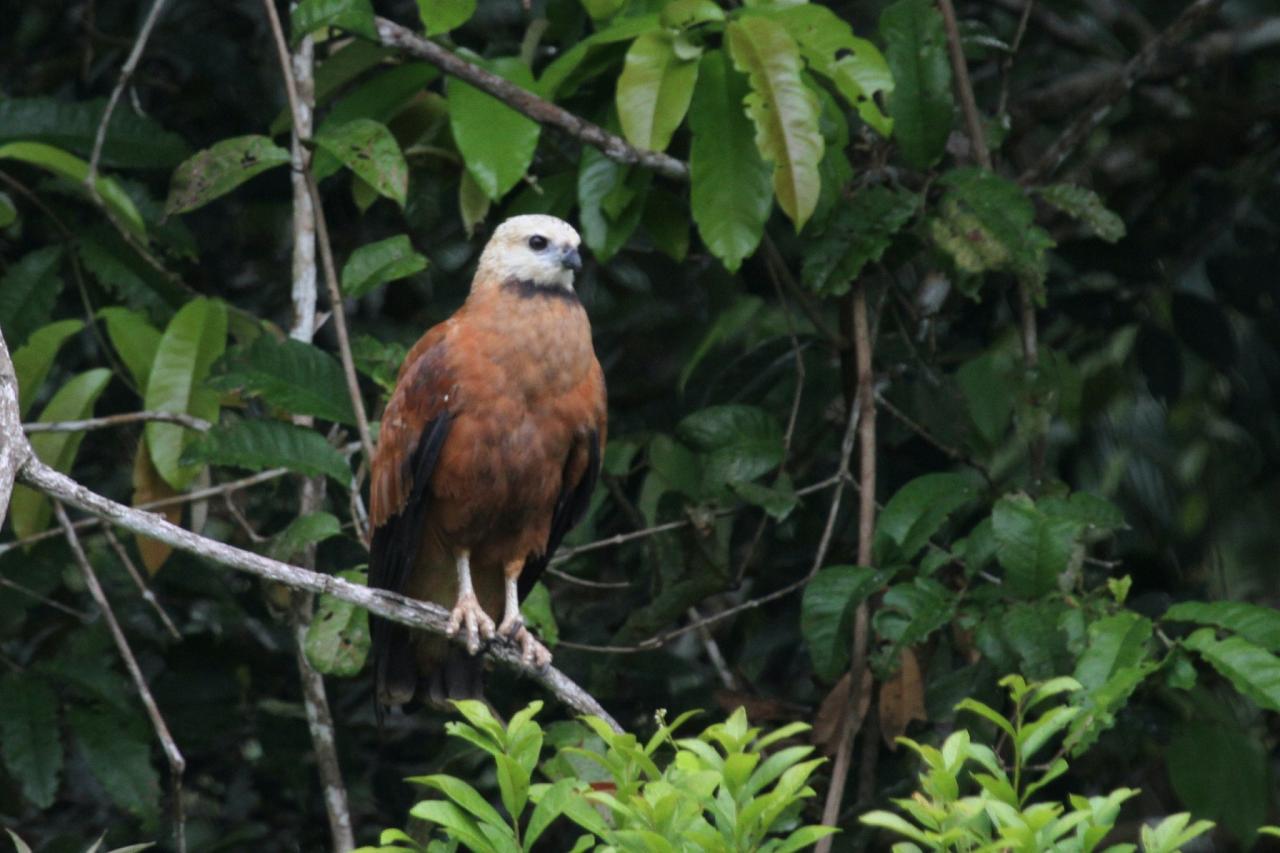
[102,526,182,640]
[997,0,1035,119]
[689,606,738,691]
[546,567,631,590]
[54,502,186,853]
[86,0,170,183]
[23,411,211,433]
[939,0,993,171]
[374,17,688,181]
[0,576,92,621]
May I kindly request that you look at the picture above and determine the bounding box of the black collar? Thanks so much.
[502,277,580,304]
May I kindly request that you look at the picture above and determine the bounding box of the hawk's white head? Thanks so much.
[474,214,583,294]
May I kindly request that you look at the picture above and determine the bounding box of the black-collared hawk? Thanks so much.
[368,214,606,706]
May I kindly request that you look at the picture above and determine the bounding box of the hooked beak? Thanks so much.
[560,246,583,272]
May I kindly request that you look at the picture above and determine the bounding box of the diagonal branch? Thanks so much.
[373,17,689,182]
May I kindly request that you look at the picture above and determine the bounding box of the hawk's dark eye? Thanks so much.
[528,235,549,251]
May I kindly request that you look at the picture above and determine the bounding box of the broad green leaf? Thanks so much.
[1037,492,1125,534]
[677,404,784,487]
[0,142,146,239]
[211,335,355,426]
[96,307,161,391]
[641,189,690,261]
[144,297,227,489]
[758,3,894,136]
[731,478,799,522]
[315,119,408,207]
[290,0,377,42]
[1183,628,1280,712]
[305,568,371,676]
[801,565,886,681]
[577,145,648,262]
[341,235,428,298]
[933,168,1055,287]
[727,17,824,231]
[0,246,63,349]
[77,229,178,320]
[0,675,61,809]
[351,334,407,393]
[1073,610,1153,691]
[9,369,112,539]
[0,96,189,169]
[409,800,497,852]
[579,0,625,20]
[536,15,662,99]
[957,350,1016,444]
[873,578,954,665]
[880,0,951,168]
[991,494,1078,597]
[270,512,343,562]
[409,774,507,830]
[526,778,578,850]
[689,50,773,272]
[874,472,979,563]
[1166,721,1266,843]
[1038,183,1125,243]
[448,58,540,202]
[616,31,700,152]
[520,582,559,647]
[803,186,918,296]
[165,135,290,215]
[69,706,160,822]
[661,0,724,29]
[417,0,476,35]
[1163,601,1280,653]
[11,318,83,418]
[184,420,352,484]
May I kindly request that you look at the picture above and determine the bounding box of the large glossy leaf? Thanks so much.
[144,298,227,490]
[616,31,700,152]
[305,568,370,676]
[0,675,62,809]
[1163,601,1280,653]
[0,97,189,169]
[97,307,161,391]
[0,246,63,350]
[290,0,377,42]
[211,335,355,425]
[68,707,160,822]
[727,17,824,231]
[880,0,951,168]
[677,404,784,487]
[0,142,146,239]
[315,119,408,207]
[803,185,918,296]
[9,369,112,539]
[11,318,82,417]
[688,50,772,272]
[801,566,886,681]
[184,420,352,484]
[341,234,429,298]
[448,58,540,202]
[1183,628,1280,712]
[417,0,476,35]
[991,494,1078,597]
[874,472,979,563]
[165,135,290,215]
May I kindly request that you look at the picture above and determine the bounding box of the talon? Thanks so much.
[447,592,495,656]
[513,624,552,669]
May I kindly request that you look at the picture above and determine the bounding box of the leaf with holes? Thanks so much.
[165,135,290,215]
[315,119,408,207]
[933,168,1055,287]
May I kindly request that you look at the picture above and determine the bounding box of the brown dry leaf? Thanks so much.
[879,648,927,749]
[813,667,873,756]
[132,441,180,574]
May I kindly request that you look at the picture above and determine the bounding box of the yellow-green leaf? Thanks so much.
[0,141,146,239]
[616,31,700,152]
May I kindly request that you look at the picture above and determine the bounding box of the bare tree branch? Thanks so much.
[23,410,211,433]
[373,16,689,182]
[102,526,182,641]
[0,341,26,531]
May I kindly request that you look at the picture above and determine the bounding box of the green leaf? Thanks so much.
[1183,628,1280,712]
[409,774,507,831]
[351,335,407,394]
[0,246,63,350]
[875,472,978,563]
[731,479,799,522]
[679,295,764,391]
[290,0,377,42]
[341,235,429,298]
[417,0,477,35]
[270,41,397,135]
[1166,721,1266,843]
[1163,601,1280,653]
[991,494,1078,597]
[410,800,497,852]
[727,16,824,231]
[661,0,724,29]
[305,568,371,676]
[315,119,408,207]
[880,0,951,168]
[803,186,917,296]
[96,307,161,391]
[164,135,289,215]
[536,15,662,99]
[9,369,112,539]
[0,141,147,239]
[448,58,540,202]
[759,3,894,136]
[520,582,559,648]
[0,675,62,809]
[933,168,1055,286]
[211,335,355,426]
[0,97,189,169]
[873,578,954,665]
[0,191,14,228]
[1038,183,1125,243]
[184,420,352,484]
[1074,611,1153,691]
[11,318,83,418]
[270,512,343,562]
[957,350,1016,444]
[1038,492,1125,535]
[616,31,700,152]
[145,297,227,489]
[677,404,784,487]
[77,229,178,320]
[688,50,773,272]
[526,778,578,850]
[4,830,32,853]
[801,566,886,681]
[577,146,648,262]
[69,706,160,822]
